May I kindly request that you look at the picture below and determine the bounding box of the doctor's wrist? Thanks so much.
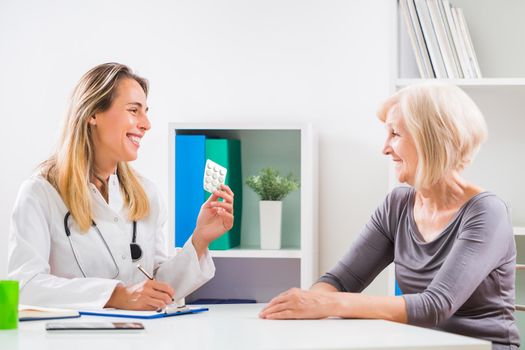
[105,283,127,309]
[191,233,209,259]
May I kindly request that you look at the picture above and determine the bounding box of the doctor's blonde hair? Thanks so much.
[41,63,150,232]
[377,83,487,189]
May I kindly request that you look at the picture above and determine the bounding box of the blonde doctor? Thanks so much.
[8,62,234,310]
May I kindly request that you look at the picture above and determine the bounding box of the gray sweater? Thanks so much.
[319,187,519,349]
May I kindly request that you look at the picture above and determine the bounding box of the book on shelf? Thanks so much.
[175,135,206,247]
[426,0,461,78]
[19,305,80,321]
[413,0,448,78]
[400,0,435,78]
[175,134,243,250]
[442,0,472,78]
[205,138,242,250]
[436,0,463,78]
[455,7,482,78]
[401,0,481,79]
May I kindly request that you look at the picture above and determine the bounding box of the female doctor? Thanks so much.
[7,62,234,311]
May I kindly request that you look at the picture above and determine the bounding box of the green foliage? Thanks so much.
[245,167,300,201]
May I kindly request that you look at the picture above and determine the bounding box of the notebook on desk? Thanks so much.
[79,305,209,319]
[19,305,81,321]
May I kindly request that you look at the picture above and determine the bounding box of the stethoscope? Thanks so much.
[63,211,143,278]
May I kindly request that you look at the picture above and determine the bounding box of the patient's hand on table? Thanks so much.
[259,288,336,320]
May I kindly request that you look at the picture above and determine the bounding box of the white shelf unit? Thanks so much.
[209,247,301,259]
[393,2,525,336]
[517,228,525,314]
[396,78,525,88]
[514,227,525,237]
[168,123,318,302]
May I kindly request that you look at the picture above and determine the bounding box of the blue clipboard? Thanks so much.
[79,307,209,320]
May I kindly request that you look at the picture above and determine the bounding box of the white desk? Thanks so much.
[0,304,490,350]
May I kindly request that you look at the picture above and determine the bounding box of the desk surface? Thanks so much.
[0,304,490,350]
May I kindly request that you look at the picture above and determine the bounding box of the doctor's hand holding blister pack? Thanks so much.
[7,63,234,311]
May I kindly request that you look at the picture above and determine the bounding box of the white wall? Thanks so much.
[0,0,392,294]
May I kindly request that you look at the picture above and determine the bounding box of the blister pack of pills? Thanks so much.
[203,159,227,193]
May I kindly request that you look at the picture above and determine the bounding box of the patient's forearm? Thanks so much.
[332,293,408,323]
[309,282,407,323]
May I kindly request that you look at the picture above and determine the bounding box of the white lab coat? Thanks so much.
[7,174,215,309]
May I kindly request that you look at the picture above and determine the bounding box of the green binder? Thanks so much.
[205,139,242,250]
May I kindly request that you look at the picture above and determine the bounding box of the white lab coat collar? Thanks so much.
[88,174,125,216]
[108,174,124,213]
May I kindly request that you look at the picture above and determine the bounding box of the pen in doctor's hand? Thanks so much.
[137,264,154,280]
[136,264,174,312]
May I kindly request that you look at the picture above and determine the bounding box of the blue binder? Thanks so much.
[175,135,206,247]
[395,280,403,296]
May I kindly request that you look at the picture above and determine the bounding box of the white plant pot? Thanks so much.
[259,201,282,250]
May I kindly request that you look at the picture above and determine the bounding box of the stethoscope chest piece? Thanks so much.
[130,243,142,262]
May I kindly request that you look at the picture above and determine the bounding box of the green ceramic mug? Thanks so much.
[0,280,19,330]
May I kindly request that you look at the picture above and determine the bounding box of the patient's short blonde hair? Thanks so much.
[377,83,487,189]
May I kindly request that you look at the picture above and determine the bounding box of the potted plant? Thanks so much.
[245,168,300,249]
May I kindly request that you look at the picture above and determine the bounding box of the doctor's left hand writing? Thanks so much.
[192,184,235,258]
[105,280,175,310]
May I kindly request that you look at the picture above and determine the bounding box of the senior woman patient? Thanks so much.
[260,84,519,350]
